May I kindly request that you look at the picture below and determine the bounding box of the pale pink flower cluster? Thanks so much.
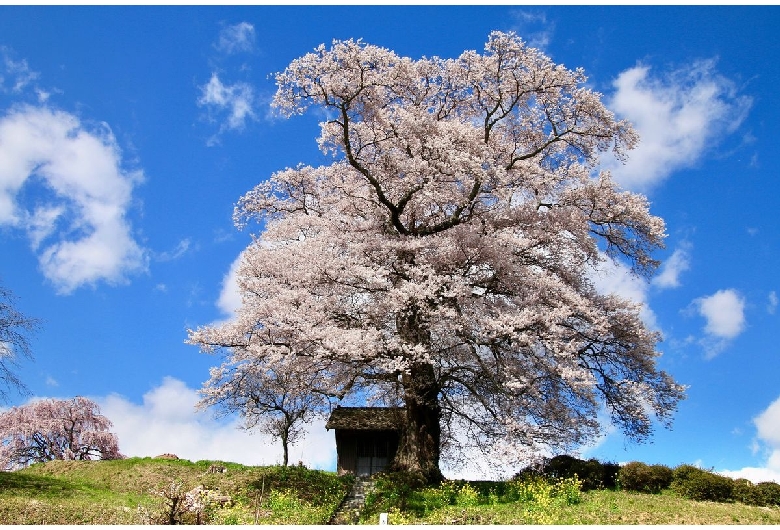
[189,32,684,468]
[0,396,122,470]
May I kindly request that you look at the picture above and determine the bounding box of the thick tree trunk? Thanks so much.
[390,284,444,483]
[391,362,444,484]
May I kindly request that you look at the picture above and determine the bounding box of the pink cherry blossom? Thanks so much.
[188,32,685,482]
[0,396,122,470]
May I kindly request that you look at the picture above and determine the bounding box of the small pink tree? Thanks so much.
[199,355,333,466]
[0,396,123,470]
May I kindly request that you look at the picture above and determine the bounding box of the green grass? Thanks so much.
[355,472,780,525]
[366,489,780,525]
[1,458,779,524]
[557,488,780,525]
[0,457,352,524]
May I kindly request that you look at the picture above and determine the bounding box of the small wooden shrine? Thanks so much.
[326,406,404,476]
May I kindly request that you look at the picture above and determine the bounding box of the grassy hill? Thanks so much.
[0,457,352,524]
[1,457,779,525]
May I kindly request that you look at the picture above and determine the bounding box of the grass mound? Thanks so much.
[1,456,779,524]
[0,457,352,524]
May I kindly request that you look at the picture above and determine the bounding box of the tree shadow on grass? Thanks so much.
[0,471,81,498]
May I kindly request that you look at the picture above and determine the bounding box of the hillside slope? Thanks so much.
[0,457,352,524]
[1,457,779,525]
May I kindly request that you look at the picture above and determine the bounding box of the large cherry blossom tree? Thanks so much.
[189,32,686,482]
[0,396,123,470]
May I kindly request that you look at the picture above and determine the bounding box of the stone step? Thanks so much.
[328,478,376,525]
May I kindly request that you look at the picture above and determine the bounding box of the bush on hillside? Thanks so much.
[755,481,780,506]
[671,464,734,502]
[618,461,673,494]
[730,478,780,507]
[365,471,428,514]
[522,455,618,491]
[732,478,761,505]
[577,458,620,490]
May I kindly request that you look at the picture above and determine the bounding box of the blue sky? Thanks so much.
[1,5,779,481]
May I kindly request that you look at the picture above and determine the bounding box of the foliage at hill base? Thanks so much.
[360,471,584,525]
[0,455,779,525]
[0,457,352,524]
[359,463,780,525]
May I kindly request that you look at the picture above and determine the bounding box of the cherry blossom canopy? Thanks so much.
[189,32,685,480]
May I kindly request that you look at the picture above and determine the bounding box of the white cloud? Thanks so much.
[768,291,778,315]
[694,289,746,339]
[0,105,147,294]
[606,59,752,192]
[690,289,746,359]
[0,47,39,95]
[755,397,780,448]
[98,377,336,470]
[721,465,780,484]
[720,394,780,484]
[510,10,554,51]
[590,255,658,331]
[652,244,691,289]
[155,238,193,262]
[216,253,243,318]
[198,73,256,145]
[215,22,256,55]
[26,205,65,249]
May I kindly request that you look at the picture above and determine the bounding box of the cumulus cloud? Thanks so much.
[755,397,780,448]
[606,59,752,191]
[590,255,658,331]
[720,394,780,484]
[215,22,256,55]
[216,253,243,318]
[0,105,147,294]
[689,289,746,359]
[198,73,256,146]
[694,289,746,339]
[98,377,336,469]
[652,243,691,289]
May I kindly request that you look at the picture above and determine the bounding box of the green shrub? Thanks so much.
[618,462,673,493]
[532,455,618,491]
[671,465,734,502]
[732,478,761,506]
[580,457,614,490]
[363,471,427,515]
[542,455,578,478]
[730,479,780,507]
[755,481,780,507]
[600,461,621,489]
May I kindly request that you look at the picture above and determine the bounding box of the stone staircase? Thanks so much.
[328,476,375,525]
